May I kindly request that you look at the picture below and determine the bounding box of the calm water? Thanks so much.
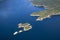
[0,0,60,40]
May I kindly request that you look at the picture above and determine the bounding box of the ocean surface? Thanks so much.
[0,0,60,40]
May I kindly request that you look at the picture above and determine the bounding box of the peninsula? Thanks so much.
[30,0,60,21]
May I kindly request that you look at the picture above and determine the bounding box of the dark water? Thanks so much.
[0,0,60,40]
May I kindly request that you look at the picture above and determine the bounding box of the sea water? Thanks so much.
[0,0,60,40]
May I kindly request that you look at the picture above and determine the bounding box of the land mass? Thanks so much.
[30,0,60,21]
[13,23,32,35]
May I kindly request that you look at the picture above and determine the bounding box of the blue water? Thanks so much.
[0,0,60,40]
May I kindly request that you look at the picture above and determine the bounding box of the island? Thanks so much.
[18,23,32,31]
[30,0,60,21]
[13,23,32,35]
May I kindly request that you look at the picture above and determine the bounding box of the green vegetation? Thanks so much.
[30,0,60,21]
